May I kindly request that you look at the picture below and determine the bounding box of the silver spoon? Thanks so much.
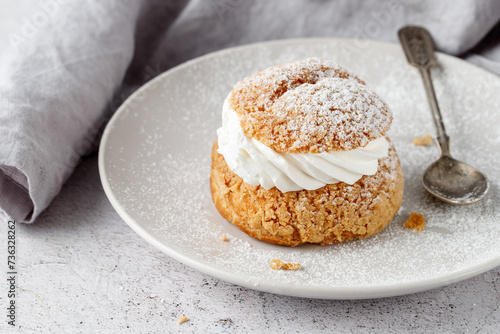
[398,26,489,204]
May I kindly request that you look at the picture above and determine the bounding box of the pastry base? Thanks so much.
[210,139,404,246]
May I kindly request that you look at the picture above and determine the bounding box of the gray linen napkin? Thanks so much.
[0,1,143,222]
[1,0,500,223]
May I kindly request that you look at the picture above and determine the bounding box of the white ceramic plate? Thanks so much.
[99,39,500,299]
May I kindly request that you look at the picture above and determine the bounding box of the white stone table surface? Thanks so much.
[1,154,500,333]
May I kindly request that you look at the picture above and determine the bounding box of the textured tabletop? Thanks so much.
[1,154,499,333]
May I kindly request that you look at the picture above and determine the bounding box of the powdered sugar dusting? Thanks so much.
[230,57,392,153]
[275,77,391,152]
[101,39,500,298]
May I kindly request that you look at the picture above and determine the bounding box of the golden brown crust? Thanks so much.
[210,139,404,246]
[270,259,300,270]
[228,58,392,153]
[404,212,426,231]
[413,134,433,146]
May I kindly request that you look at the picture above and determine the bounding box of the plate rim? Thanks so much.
[98,37,500,300]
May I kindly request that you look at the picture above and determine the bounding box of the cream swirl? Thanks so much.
[217,97,389,193]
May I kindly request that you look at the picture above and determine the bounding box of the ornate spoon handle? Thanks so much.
[398,26,450,156]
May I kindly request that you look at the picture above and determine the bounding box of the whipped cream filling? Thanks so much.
[217,97,389,193]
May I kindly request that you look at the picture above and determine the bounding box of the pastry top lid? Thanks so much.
[228,57,392,153]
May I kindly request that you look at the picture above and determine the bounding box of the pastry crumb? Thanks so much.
[220,235,228,242]
[177,316,188,324]
[413,134,433,146]
[270,259,300,271]
[404,212,425,231]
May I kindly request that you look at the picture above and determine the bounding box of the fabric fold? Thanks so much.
[0,166,32,221]
[0,1,143,222]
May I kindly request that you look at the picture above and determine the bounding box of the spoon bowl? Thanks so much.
[422,155,489,204]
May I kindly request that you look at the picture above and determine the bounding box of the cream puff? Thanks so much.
[210,58,404,246]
